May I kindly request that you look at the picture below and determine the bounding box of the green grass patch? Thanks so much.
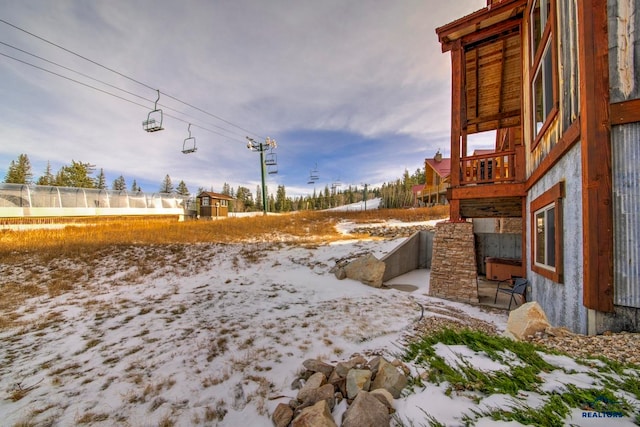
[403,328,640,426]
[404,328,554,396]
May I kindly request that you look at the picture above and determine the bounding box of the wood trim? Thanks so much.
[526,118,581,190]
[530,181,564,211]
[610,99,640,125]
[531,107,558,150]
[530,181,565,283]
[577,0,614,312]
[461,18,522,49]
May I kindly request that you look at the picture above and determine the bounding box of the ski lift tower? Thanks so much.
[246,136,277,215]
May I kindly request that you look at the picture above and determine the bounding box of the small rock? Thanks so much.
[370,359,407,399]
[346,369,372,399]
[303,359,335,378]
[370,388,395,413]
[292,400,337,427]
[299,383,336,411]
[297,372,327,402]
[272,403,294,427]
[342,391,390,427]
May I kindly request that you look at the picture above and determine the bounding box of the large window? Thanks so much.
[530,182,564,282]
[529,0,557,143]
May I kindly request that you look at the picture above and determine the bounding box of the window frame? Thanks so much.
[201,197,210,207]
[528,0,559,148]
[530,181,564,282]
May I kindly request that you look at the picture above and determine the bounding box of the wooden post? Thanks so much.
[450,40,463,220]
[577,1,614,312]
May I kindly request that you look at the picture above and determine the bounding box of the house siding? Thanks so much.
[527,143,587,333]
[608,0,640,314]
[612,123,640,309]
[608,0,640,103]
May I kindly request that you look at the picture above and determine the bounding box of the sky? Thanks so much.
[0,0,492,198]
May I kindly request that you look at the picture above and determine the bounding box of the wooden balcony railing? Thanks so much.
[460,151,517,185]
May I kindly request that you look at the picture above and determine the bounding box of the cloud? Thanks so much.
[0,0,487,193]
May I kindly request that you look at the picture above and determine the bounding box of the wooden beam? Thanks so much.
[465,110,521,126]
[450,182,525,200]
[450,41,463,220]
[577,0,614,312]
[610,99,640,125]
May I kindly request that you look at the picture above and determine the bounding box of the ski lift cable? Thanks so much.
[0,40,249,140]
[0,18,266,140]
[0,52,248,144]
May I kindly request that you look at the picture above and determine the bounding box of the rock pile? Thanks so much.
[272,355,409,427]
[352,225,434,239]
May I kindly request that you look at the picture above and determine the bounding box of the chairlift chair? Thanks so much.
[265,151,277,166]
[143,90,164,132]
[267,164,278,175]
[182,124,197,154]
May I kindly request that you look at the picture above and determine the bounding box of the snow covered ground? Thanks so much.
[1,215,638,426]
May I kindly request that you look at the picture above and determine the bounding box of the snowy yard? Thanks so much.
[1,217,639,426]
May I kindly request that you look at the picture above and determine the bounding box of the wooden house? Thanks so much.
[196,192,234,218]
[435,0,640,333]
[420,151,451,205]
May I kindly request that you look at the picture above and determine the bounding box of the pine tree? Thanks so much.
[255,185,263,211]
[4,154,33,184]
[176,180,190,196]
[160,174,173,193]
[55,160,96,188]
[131,179,139,192]
[113,175,126,191]
[96,169,107,189]
[222,182,231,196]
[275,185,287,212]
[36,161,55,186]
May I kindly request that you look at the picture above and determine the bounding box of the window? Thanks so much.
[530,182,564,282]
[529,0,557,142]
[534,204,555,269]
[201,197,209,207]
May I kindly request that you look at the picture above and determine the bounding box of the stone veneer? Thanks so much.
[497,218,523,234]
[429,221,479,303]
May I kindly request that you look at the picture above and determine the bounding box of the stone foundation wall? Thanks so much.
[429,221,479,303]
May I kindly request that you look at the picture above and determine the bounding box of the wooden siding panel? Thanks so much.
[577,0,614,312]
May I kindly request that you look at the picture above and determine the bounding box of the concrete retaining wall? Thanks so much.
[381,230,434,282]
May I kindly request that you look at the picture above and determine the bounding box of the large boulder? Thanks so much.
[506,301,552,340]
[342,253,386,288]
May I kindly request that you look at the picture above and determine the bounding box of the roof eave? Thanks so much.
[435,0,527,52]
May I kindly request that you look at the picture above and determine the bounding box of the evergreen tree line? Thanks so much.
[218,171,423,214]
[4,154,427,212]
[3,154,190,195]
